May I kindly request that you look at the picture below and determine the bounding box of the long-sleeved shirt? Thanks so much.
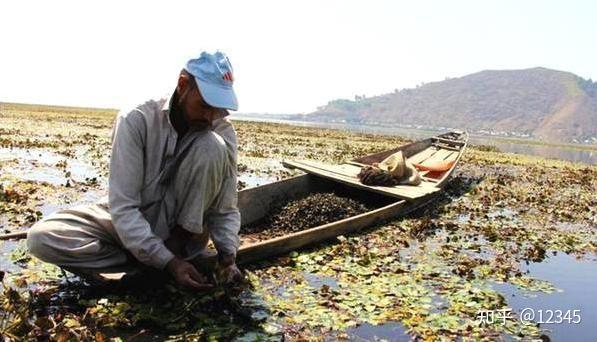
[107,96,240,269]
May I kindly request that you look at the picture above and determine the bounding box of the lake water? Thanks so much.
[232,117,596,165]
[493,252,597,341]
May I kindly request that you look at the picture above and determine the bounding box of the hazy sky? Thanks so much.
[1,0,595,113]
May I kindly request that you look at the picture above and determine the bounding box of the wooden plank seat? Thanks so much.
[408,146,440,164]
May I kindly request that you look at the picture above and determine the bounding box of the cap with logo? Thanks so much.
[184,51,238,111]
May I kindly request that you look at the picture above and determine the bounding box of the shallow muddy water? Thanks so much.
[238,173,277,188]
[0,240,21,273]
[0,147,101,186]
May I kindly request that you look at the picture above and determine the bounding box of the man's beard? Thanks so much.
[178,91,211,130]
[187,117,211,130]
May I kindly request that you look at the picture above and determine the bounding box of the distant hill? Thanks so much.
[299,67,597,143]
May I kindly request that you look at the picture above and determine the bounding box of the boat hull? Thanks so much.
[193,131,469,269]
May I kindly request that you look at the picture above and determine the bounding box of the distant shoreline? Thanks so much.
[231,116,597,152]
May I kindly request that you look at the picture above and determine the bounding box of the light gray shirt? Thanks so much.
[107,96,240,269]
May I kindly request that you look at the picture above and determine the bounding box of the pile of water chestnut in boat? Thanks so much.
[243,192,369,238]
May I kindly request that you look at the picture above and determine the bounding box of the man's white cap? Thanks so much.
[184,51,238,111]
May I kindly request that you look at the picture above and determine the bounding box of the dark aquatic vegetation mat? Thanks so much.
[0,180,45,231]
[242,192,371,238]
[1,268,280,341]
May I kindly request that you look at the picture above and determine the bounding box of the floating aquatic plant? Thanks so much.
[0,105,595,340]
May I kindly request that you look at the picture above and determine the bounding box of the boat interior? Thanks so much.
[282,131,467,201]
[238,174,399,230]
[353,131,468,182]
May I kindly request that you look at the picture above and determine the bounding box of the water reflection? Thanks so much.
[0,147,102,186]
[471,138,596,165]
[492,252,597,341]
[345,322,409,341]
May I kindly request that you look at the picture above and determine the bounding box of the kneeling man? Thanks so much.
[27,51,242,289]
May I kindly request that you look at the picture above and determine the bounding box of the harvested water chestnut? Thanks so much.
[243,192,369,238]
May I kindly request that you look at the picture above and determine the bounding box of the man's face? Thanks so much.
[178,75,222,128]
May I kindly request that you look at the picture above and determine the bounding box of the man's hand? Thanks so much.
[166,257,213,290]
[216,254,243,285]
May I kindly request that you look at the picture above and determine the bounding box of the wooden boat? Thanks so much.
[192,130,469,268]
[0,130,467,281]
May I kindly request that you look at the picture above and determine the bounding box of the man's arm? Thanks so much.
[108,110,174,270]
[205,155,241,284]
[207,118,242,281]
[205,168,241,260]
